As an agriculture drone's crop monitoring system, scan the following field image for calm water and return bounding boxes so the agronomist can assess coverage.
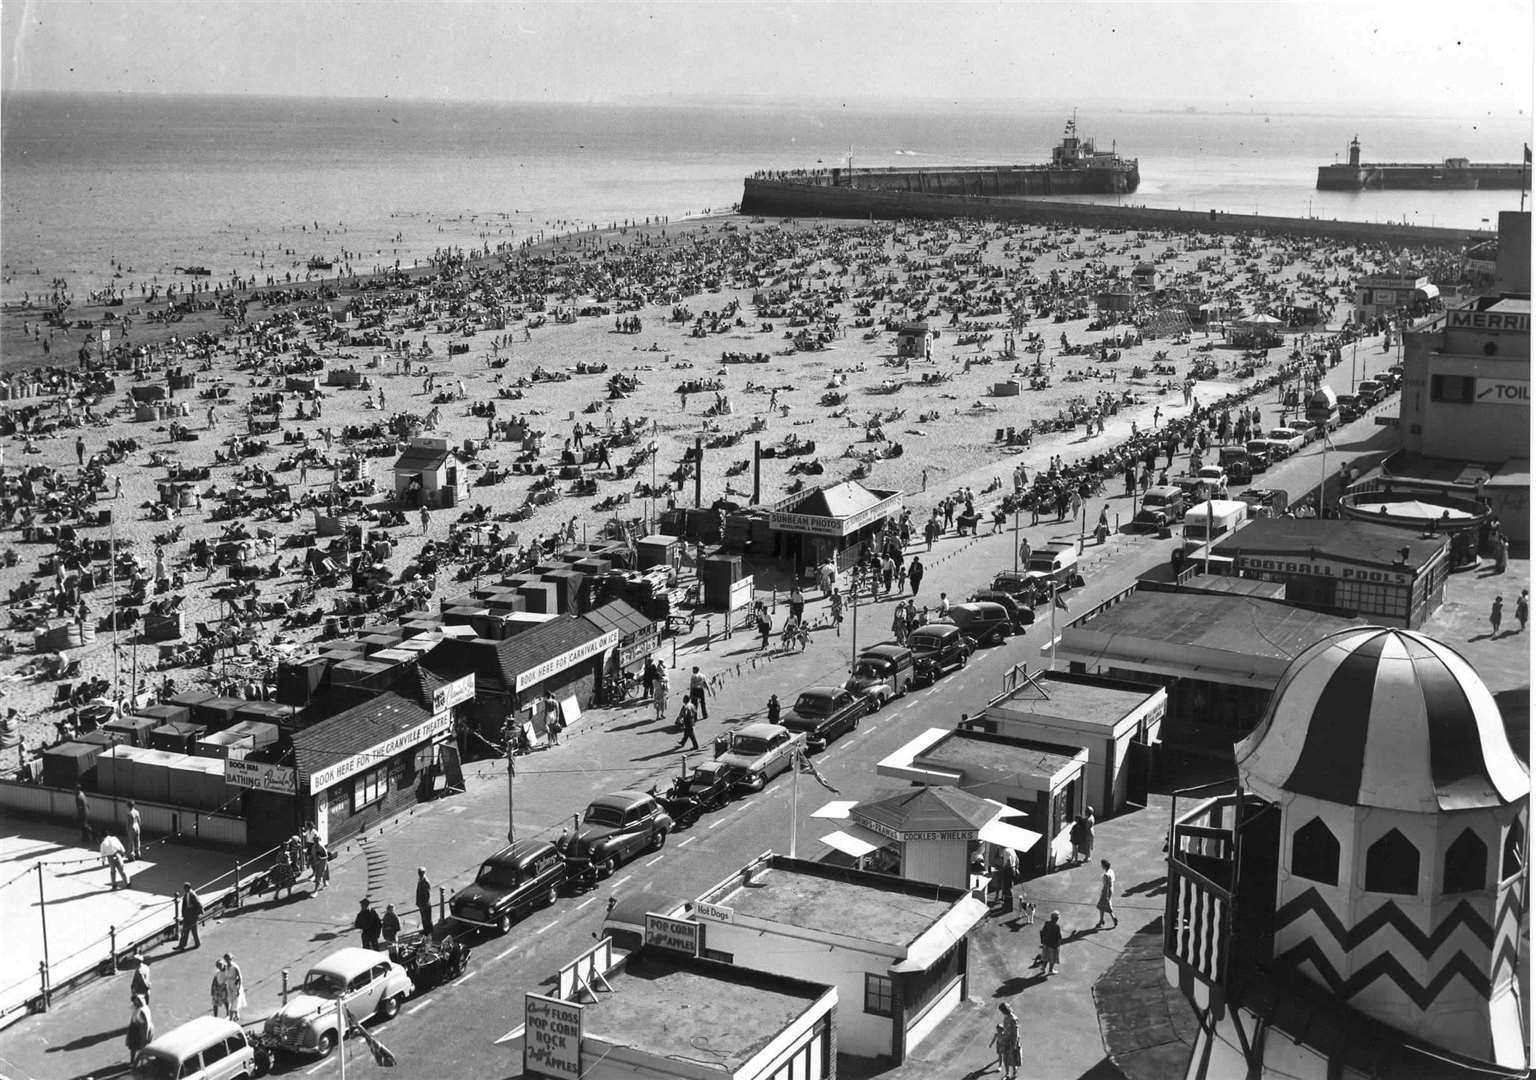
[1,93,1528,302]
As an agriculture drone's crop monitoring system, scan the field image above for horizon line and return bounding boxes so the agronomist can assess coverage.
[1,87,1524,124]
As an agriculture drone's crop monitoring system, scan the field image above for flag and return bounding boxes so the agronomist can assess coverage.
[795,749,839,795]
[1053,589,1069,612]
[1526,143,1532,164]
[344,1005,398,1067]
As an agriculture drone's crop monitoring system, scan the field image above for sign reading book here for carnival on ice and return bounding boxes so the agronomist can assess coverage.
[524,993,582,1080]
[305,709,453,794]
[514,630,621,692]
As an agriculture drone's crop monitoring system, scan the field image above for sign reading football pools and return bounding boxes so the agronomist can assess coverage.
[524,993,582,1080]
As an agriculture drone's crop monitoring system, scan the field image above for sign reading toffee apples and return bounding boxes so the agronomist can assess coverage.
[524,993,583,1080]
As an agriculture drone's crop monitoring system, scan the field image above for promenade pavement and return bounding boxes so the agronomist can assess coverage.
[4,338,1523,1080]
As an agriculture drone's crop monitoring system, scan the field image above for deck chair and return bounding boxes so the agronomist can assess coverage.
[52,682,73,704]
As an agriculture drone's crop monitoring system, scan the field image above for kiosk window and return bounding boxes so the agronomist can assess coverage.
[1364,829,1419,895]
[1442,829,1487,894]
[353,765,386,812]
[327,781,351,820]
[1291,817,1340,886]
[1430,374,1476,404]
[864,973,894,1017]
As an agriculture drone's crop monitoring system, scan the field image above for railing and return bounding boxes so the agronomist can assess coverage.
[1163,791,1239,1000]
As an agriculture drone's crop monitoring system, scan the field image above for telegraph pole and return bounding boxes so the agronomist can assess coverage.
[502,721,516,843]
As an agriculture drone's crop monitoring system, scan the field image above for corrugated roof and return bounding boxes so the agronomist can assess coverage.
[583,599,654,639]
[292,692,431,782]
[1065,592,1361,662]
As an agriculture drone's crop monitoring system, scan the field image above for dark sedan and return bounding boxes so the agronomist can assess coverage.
[779,687,870,752]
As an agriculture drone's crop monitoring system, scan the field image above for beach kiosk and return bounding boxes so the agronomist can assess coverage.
[392,437,457,509]
[895,321,933,360]
[767,480,903,573]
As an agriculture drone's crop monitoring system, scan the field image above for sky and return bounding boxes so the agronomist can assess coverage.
[1,0,1531,117]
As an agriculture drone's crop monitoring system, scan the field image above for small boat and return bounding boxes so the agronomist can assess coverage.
[307,257,333,271]
[174,266,212,276]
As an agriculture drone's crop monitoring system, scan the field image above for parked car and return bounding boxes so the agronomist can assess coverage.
[970,589,1036,632]
[713,722,807,792]
[780,687,869,752]
[133,1016,258,1080]
[449,839,565,935]
[1264,427,1306,457]
[989,570,1040,607]
[844,643,915,707]
[262,948,413,1058]
[1134,485,1186,531]
[909,623,972,684]
[558,791,673,884]
[1335,393,1362,422]
[1278,422,1319,445]
[1243,439,1274,471]
[937,601,1012,647]
[1355,379,1384,406]
[1237,488,1291,519]
[1217,445,1254,484]
[654,760,734,828]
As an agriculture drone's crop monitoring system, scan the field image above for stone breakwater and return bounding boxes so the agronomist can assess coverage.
[740,178,1492,249]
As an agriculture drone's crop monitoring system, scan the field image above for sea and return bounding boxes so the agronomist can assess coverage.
[1,92,1529,305]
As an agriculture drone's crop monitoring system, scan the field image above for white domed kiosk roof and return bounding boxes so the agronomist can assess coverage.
[1236,627,1526,812]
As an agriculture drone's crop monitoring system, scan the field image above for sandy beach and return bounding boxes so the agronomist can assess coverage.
[0,213,1432,756]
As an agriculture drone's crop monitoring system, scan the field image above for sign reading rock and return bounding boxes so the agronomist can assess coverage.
[524,993,582,1080]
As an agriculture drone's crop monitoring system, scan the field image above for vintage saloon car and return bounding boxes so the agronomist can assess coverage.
[558,790,673,884]
[262,948,413,1057]
[779,687,870,752]
[713,722,807,791]
[448,839,566,935]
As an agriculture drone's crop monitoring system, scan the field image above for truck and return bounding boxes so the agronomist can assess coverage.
[1304,386,1340,431]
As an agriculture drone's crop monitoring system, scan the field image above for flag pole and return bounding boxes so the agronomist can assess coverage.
[337,999,347,1080]
[789,752,800,858]
[1049,580,1057,671]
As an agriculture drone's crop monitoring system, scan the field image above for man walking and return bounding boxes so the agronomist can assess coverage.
[1517,589,1529,633]
[1039,912,1063,976]
[177,882,203,950]
[688,666,711,720]
[416,868,434,935]
[676,698,700,751]
[101,832,130,890]
[908,556,924,597]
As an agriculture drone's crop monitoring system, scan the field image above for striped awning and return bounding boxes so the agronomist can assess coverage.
[1236,628,1526,812]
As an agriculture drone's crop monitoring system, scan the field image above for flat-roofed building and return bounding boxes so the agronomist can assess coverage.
[692,853,987,1064]
[499,937,836,1080]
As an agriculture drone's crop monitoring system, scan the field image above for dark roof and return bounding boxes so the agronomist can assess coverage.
[855,786,996,835]
[422,615,608,693]
[1212,517,1447,572]
[1067,592,1363,663]
[393,445,451,473]
[583,599,654,640]
[291,692,431,783]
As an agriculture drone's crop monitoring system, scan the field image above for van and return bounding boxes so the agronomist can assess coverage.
[133,1016,257,1080]
[1134,486,1186,531]
[845,643,914,707]
[449,838,567,935]
[1216,446,1253,484]
[908,623,973,684]
[1183,499,1249,551]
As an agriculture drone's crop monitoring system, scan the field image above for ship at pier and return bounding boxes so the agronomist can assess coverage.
[740,115,1139,219]
[1316,135,1530,191]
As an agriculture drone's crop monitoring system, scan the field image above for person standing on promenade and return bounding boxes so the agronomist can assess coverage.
[1517,589,1529,633]
[128,803,146,859]
[654,674,670,726]
[382,903,402,944]
[1096,859,1119,929]
[177,882,203,949]
[76,784,92,845]
[1039,911,1063,976]
[1081,807,1096,861]
[355,898,382,950]
[101,832,130,890]
[416,867,434,934]
[220,953,246,1022]
[766,694,780,725]
[688,666,711,720]
[1490,596,1503,637]
[310,835,330,890]
[210,958,229,1017]
[129,953,151,1004]
[908,557,924,597]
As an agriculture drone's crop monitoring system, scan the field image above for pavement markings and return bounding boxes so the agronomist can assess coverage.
[679,836,698,847]
[494,943,519,962]
[452,970,478,987]
[613,874,633,889]
[575,896,597,910]
[536,919,558,935]
[645,854,666,866]
[306,1061,329,1076]
[406,999,433,1015]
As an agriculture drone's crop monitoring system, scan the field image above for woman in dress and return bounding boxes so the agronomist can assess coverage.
[1096,858,1118,929]
[996,1003,1022,1080]
[210,958,229,1017]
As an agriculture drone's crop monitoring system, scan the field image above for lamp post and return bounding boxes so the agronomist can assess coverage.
[502,721,516,843]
